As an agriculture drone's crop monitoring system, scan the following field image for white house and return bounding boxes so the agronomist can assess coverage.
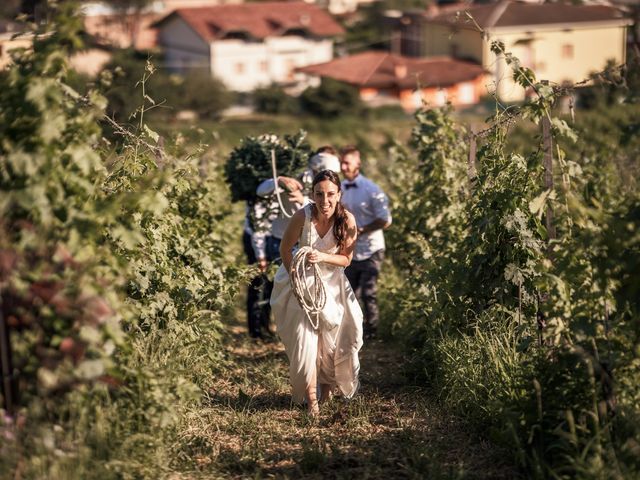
[309,0,378,16]
[153,1,345,91]
[419,1,632,101]
[386,1,632,102]
[81,0,243,50]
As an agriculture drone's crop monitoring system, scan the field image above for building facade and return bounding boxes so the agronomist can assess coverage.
[154,2,344,91]
[393,1,632,101]
[81,0,243,50]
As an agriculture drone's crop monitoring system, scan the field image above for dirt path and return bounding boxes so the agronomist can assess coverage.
[174,320,517,479]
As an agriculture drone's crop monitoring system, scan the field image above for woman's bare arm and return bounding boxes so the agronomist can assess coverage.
[279,208,306,272]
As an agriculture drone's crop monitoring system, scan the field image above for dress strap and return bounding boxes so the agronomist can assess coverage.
[301,204,313,247]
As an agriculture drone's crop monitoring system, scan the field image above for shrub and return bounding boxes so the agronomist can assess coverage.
[101,50,232,122]
[299,78,364,118]
[173,70,234,118]
[253,84,298,114]
[382,42,640,477]
[0,5,243,477]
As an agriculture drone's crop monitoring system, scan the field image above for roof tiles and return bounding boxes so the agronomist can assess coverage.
[155,2,344,41]
[297,51,486,89]
[427,1,629,29]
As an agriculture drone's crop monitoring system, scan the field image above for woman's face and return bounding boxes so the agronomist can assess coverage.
[313,179,341,218]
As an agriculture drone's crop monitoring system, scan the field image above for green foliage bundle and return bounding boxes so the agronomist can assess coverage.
[224,131,311,202]
[384,41,640,478]
[0,4,243,477]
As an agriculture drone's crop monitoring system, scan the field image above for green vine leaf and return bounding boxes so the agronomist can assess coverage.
[529,189,553,220]
[143,124,160,143]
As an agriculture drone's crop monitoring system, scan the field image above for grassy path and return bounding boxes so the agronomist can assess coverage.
[174,319,517,479]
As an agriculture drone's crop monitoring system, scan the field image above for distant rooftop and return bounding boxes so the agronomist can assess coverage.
[81,1,165,16]
[0,19,27,35]
[297,51,486,89]
[153,2,345,41]
[427,0,631,29]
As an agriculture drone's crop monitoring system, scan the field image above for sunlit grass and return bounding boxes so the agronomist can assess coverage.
[164,309,517,479]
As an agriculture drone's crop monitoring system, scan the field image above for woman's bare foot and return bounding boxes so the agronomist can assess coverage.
[308,401,320,417]
[319,384,333,404]
[306,386,319,417]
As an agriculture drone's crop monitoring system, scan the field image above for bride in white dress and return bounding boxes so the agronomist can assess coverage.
[270,170,363,416]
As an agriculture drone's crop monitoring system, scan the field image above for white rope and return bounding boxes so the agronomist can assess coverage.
[290,246,326,330]
[271,148,296,219]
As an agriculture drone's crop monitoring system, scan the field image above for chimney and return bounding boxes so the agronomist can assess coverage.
[426,3,439,18]
[394,63,407,79]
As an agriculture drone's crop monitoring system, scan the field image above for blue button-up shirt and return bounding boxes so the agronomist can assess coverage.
[341,174,391,261]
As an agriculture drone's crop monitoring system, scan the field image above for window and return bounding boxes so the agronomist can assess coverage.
[235,62,245,74]
[458,82,475,104]
[223,31,250,41]
[562,44,574,59]
[285,59,296,81]
[260,60,268,73]
[412,89,423,109]
[434,88,447,106]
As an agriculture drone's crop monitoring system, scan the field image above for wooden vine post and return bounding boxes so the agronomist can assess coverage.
[0,296,17,415]
[467,131,477,189]
[541,80,557,245]
[538,80,557,346]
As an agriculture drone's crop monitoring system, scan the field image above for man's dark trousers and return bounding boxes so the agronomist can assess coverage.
[345,250,384,337]
[243,231,272,339]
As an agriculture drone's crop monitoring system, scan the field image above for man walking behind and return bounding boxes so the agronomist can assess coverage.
[339,146,392,339]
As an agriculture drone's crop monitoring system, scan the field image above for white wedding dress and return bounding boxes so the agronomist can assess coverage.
[270,204,363,403]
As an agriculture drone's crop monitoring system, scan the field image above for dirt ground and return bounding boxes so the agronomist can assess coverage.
[170,317,518,479]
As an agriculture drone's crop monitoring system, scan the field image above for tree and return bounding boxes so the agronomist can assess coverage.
[339,0,430,54]
[102,0,153,48]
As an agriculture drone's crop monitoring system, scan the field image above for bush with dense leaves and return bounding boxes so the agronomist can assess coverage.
[299,78,364,118]
[0,5,243,477]
[253,84,299,114]
[383,41,640,478]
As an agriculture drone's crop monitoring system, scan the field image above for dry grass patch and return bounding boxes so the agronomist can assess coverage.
[170,319,518,479]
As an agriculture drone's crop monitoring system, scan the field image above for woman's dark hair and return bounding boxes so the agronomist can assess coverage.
[312,169,350,250]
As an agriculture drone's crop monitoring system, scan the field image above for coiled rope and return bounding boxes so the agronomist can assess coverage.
[290,246,326,330]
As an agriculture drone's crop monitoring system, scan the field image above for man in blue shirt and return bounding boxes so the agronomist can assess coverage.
[340,146,392,339]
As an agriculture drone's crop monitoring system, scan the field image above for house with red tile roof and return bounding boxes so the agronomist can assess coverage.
[153,2,344,91]
[388,0,632,101]
[296,50,487,111]
[81,0,243,51]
